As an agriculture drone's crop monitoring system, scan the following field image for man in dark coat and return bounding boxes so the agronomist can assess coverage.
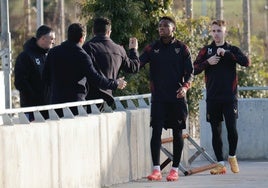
[42,23,126,116]
[83,17,139,111]
[14,25,55,121]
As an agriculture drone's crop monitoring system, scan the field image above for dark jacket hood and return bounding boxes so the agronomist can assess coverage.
[23,37,49,55]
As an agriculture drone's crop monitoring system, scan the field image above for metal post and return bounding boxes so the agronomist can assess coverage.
[36,0,44,28]
[1,0,12,109]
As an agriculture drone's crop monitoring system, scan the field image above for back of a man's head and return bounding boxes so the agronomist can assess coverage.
[93,17,111,35]
[36,25,53,40]
[68,23,86,43]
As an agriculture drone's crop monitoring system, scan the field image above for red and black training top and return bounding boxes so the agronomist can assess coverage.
[194,41,250,102]
[140,38,194,102]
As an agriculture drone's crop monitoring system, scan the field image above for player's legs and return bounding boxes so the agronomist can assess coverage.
[172,127,183,167]
[223,101,239,173]
[223,101,238,156]
[210,122,224,161]
[166,101,186,181]
[147,102,164,180]
[207,101,227,174]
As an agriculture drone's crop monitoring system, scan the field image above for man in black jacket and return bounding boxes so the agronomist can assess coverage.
[14,25,55,121]
[83,17,139,111]
[42,23,126,116]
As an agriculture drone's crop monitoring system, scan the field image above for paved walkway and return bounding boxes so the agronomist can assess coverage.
[109,161,268,188]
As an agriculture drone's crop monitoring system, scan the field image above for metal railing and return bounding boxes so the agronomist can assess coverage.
[1,86,267,126]
[0,93,151,125]
[238,86,268,91]
[201,86,268,99]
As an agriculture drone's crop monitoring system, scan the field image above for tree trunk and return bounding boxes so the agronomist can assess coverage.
[216,0,223,20]
[185,0,193,19]
[25,0,31,37]
[265,0,268,60]
[242,0,250,54]
[59,0,65,42]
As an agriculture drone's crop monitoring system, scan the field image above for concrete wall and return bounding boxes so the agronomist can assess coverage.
[0,106,175,188]
[0,71,5,111]
[200,98,268,160]
[1,97,267,187]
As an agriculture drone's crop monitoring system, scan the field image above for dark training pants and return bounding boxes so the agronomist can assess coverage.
[150,101,187,168]
[207,101,238,162]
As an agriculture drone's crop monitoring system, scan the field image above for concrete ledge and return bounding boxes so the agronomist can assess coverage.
[0,72,5,111]
[0,107,154,188]
[1,96,266,187]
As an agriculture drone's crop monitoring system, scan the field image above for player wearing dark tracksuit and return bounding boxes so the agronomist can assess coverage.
[194,20,250,174]
[140,16,194,181]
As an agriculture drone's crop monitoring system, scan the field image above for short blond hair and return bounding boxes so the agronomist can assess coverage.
[211,20,226,27]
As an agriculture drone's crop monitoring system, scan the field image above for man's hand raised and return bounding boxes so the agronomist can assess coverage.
[116,77,127,89]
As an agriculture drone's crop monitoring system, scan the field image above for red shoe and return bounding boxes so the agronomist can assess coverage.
[147,170,162,181]
[166,169,179,181]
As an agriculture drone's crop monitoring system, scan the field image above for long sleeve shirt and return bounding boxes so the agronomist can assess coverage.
[139,38,194,102]
[194,41,250,102]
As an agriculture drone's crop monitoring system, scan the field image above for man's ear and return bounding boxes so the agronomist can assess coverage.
[107,29,111,37]
[79,35,86,44]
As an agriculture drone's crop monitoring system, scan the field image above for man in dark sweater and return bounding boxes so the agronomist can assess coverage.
[139,16,194,182]
[194,20,250,175]
[14,25,55,121]
[43,23,126,116]
[83,17,139,111]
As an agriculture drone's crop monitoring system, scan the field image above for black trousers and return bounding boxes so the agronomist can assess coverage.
[207,101,238,161]
[150,101,187,168]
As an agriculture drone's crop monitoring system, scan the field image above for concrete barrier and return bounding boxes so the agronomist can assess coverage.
[200,98,268,160]
[0,71,5,111]
[1,92,267,187]
[0,103,157,188]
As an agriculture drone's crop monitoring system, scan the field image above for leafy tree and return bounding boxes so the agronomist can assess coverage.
[79,0,209,131]
[80,1,267,136]
[80,0,174,97]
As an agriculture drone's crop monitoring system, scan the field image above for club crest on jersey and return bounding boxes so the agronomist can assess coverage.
[35,58,41,65]
[154,49,160,54]
[175,48,180,54]
[208,48,213,55]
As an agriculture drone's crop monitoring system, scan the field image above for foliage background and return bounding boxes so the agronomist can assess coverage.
[79,0,267,135]
[2,0,267,135]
